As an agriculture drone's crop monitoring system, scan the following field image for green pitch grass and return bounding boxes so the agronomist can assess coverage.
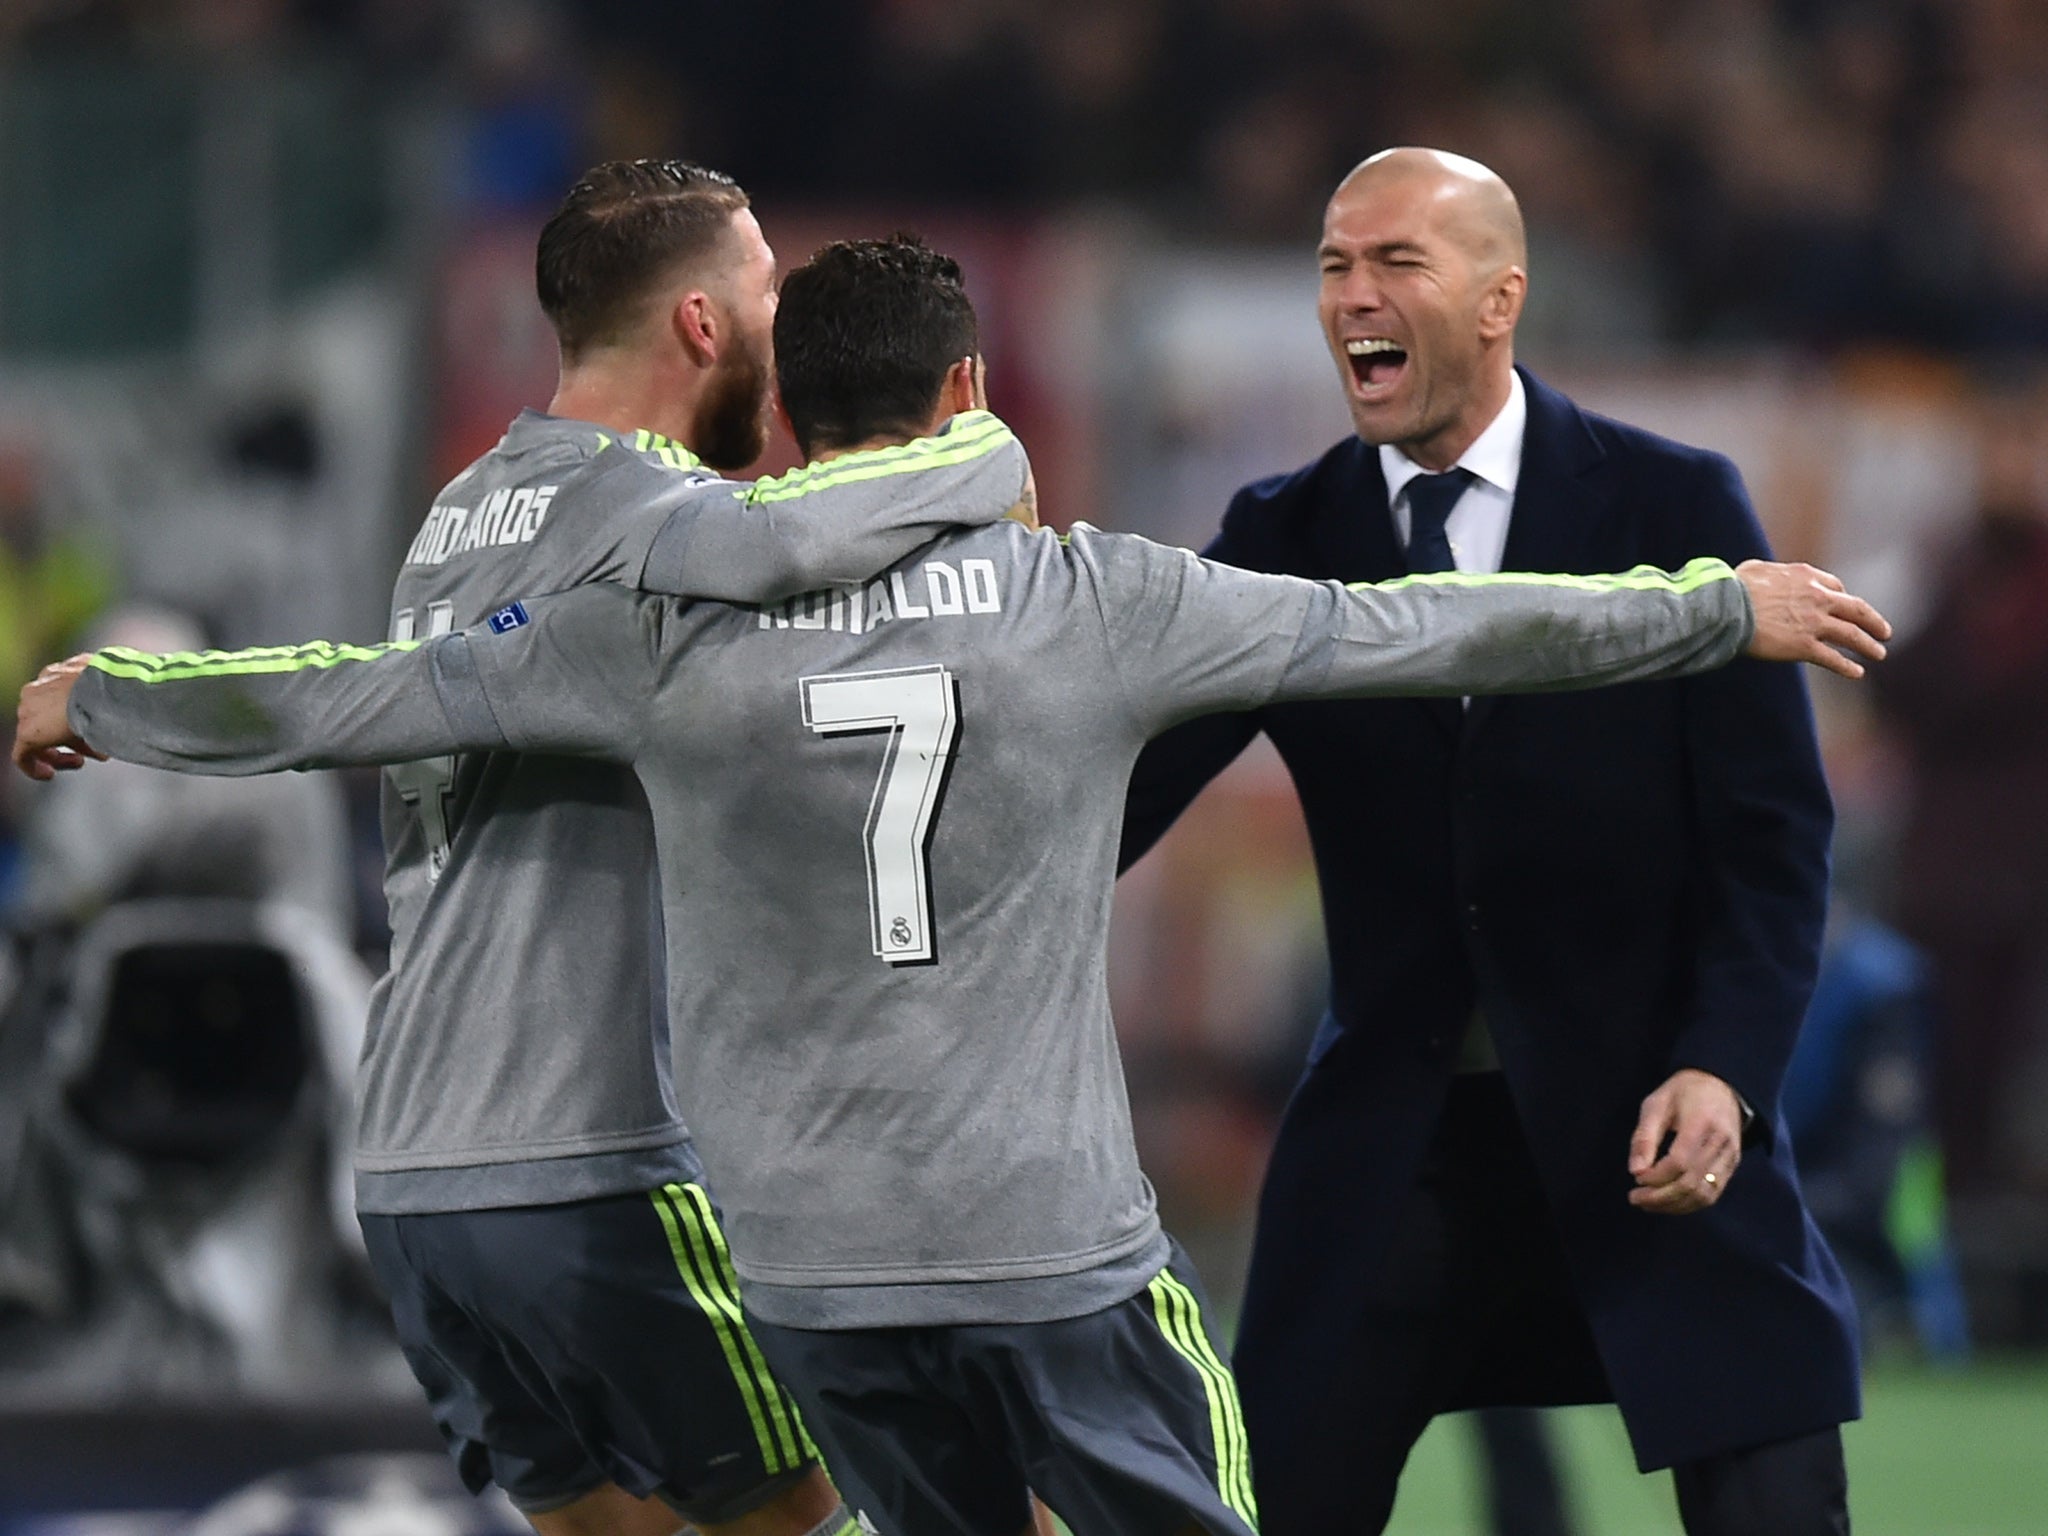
[1385,1357,2048,1535]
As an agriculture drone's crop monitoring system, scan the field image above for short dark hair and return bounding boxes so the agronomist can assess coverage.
[536,159,750,362]
[774,234,980,455]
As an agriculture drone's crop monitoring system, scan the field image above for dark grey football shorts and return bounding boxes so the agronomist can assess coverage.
[746,1240,1259,1536]
[359,1179,817,1522]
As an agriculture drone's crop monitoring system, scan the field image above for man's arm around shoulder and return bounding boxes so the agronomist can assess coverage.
[634,411,1030,604]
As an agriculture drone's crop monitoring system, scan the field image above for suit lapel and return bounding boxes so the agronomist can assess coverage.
[1465,369,1615,741]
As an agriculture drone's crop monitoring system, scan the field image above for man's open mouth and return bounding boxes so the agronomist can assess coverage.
[1345,337,1408,394]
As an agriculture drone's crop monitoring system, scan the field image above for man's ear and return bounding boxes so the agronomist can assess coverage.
[942,356,980,417]
[1479,267,1527,342]
[670,290,719,366]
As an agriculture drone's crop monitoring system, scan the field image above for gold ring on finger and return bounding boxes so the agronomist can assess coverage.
[1703,1171,1718,1186]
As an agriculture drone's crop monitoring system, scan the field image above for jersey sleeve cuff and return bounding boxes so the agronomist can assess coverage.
[430,633,511,748]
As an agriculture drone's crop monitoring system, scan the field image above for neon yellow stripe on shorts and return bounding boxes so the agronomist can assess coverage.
[671,1182,817,1463]
[1147,1269,1259,1525]
[650,1183,814,1470]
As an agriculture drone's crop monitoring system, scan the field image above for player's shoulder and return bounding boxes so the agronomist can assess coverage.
[924,516,1080,579]
[1040,520,1210,602]
[480,410,734,501]
[441,409,605,492]
[563,425,739,513]
[593,427,738,494]
[923,517,1145,599]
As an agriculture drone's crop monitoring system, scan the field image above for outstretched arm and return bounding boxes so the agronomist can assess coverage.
[16,588,660,780]
[1290,556,1885,701]
[1080,527,1888,744]
[632,411,1032,602]
[20,639,502,778]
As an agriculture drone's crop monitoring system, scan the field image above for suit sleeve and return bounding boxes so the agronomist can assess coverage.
[1665,454,1834,1146]
[1117,499,1267,873]
[626,412,1030,603]
[67,588,658,774]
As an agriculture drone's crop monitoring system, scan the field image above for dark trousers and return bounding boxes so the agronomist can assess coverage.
[1244,1074,1849,1536]
[1473,1406,1575,1536]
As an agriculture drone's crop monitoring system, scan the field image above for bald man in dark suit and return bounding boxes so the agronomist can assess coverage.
[1122,149,1862,1536]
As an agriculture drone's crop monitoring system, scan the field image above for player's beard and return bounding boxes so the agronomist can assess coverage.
[691,327,773,472]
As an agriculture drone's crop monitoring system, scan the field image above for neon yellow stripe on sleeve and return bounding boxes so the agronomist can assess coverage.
[747,412,1016,505]
[87,638,422,684]
[1354,556,1735,597]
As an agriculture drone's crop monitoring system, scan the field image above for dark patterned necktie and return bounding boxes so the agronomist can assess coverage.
[1404,468,1474,575]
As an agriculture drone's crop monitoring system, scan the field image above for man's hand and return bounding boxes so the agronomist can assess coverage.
[1006,462,1040,530]
[1628,1068,1743,1215]
[1738,560,1891,679]
[13,655,107,781]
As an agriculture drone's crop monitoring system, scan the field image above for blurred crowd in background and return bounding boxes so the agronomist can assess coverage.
[11,0,2048,349]
[1,0,2047,1475]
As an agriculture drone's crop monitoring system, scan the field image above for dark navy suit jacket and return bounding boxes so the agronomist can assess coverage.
[1121,368,1861,1471]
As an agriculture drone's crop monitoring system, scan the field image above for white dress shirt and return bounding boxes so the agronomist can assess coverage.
[1379,368,1526,578]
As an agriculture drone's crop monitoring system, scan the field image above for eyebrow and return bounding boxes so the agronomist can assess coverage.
[1319,239,1430,262]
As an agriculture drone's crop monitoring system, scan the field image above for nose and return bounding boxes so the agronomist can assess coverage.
[1328,265,1383,316]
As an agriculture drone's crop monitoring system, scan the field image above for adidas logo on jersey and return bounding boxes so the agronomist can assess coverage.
[757,558,1003,634]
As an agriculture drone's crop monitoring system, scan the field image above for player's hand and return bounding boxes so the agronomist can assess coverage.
[1627,1068,1742,1215]
[13,655,107,781]
[1737,560,1891,679]
[1006,461,1040,530]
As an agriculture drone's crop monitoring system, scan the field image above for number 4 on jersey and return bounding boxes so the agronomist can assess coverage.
[800,665,960,965]
[390,601,457,878]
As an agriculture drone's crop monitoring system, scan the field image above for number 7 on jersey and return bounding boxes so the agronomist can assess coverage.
[800,665,960,965]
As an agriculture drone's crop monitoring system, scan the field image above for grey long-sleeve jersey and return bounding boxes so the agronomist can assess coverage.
[69,521,1751,1320]
[119,407,1027,1214]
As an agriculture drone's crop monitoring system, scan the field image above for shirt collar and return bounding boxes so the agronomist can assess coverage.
[1377,369,1527,503]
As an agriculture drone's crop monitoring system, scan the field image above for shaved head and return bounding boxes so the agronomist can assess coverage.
[1335,148,1527,275]
[1317,146,1529,466]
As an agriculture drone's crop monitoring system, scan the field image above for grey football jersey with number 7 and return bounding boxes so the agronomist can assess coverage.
[68,520,1750,1321]
[223,406,1024,1214]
